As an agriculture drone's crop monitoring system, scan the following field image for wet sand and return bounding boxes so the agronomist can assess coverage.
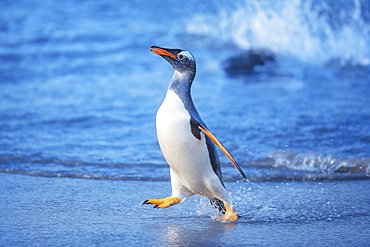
[1,173,369,246]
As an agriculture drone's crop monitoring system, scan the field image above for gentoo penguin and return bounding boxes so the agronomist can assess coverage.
[143,46,246,222]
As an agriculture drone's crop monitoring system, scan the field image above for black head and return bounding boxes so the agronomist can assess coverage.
[150,46,196,74]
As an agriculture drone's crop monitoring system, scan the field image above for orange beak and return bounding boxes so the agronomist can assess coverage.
[150,47,177,60]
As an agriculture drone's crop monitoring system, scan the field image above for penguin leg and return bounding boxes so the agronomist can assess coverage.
[169,167,194,198]
[210,197,238,222]
[143,169,193,209]
[210,198,226,214]
[207,182,238,222]
[143,196,180,208]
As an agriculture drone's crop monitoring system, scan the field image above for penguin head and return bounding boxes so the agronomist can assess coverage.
[150,46,196,74]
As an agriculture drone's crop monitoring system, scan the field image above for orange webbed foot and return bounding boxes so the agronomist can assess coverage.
[221,204,238,222]
[143,196,181,208]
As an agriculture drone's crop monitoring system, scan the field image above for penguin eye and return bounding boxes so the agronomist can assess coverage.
[178,54,184,60]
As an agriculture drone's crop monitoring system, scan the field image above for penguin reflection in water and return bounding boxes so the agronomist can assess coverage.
[143,46,246,222]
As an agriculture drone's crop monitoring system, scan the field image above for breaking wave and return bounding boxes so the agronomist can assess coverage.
[1,151,369,182]
[185,0,370,67]
[269,150,370,174]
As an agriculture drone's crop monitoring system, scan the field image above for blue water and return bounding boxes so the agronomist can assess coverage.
[1,174,369,246]
[1,0,370,245]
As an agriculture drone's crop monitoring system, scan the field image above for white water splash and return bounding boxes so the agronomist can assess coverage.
[185,0,370,66]
[269,150,370,174]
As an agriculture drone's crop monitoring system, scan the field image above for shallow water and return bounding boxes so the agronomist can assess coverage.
[1,0,370,245]
[1,0,369,180]
[1,174,369,246]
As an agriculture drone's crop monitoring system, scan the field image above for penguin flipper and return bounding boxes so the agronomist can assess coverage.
[143,196,180,208]
[198,124,247,179]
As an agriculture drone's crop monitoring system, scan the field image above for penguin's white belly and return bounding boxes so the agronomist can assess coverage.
[156,91,222,198]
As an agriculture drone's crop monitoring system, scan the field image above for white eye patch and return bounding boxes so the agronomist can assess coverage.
[178,51,195,61]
